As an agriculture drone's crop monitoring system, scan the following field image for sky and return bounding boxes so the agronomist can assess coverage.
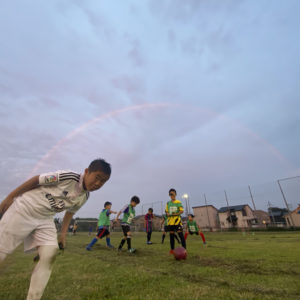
[1,0,300,217]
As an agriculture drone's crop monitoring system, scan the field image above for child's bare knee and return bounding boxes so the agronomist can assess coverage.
[38,246,57,265]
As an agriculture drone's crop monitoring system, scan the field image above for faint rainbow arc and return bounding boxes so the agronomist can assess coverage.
[30,102,290,176]
[30,103,172,176]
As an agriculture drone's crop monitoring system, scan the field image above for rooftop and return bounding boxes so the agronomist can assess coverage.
[218,204,250,213]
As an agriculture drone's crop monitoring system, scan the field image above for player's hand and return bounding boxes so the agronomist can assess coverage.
[58,235,66,250]
[58,242,64,251]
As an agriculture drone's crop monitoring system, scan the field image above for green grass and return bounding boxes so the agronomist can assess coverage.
[1,232,300,300]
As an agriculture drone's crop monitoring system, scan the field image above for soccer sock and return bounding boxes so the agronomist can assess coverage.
[162,233,166,243]
[88,238,98,248]
[178,232,186,249]
[199,232,206,243]
[149,231,152,241]
[126,237,132,249]
[184,232,188,240]
[147,232,150,242]
[170,233,175,250]
[27,245,57,300]
[106,237,111,246]
[118,239,126,249]
[174,234,180,243]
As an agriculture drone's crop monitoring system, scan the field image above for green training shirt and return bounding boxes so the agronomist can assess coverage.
[98,209,111,227]
[187,220,198,232]
[121,204,135,225]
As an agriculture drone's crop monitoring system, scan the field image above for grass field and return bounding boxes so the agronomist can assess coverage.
[0,231,300,300]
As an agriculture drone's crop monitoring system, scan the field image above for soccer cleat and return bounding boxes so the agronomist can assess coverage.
[147,241,153,245]
[86,246,92,251]
[107,244,115,249]
[128,248,136,253]
[169,250,175,255]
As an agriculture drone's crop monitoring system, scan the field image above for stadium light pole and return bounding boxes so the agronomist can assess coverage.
[277,179,295,227]
[182,194,189,217]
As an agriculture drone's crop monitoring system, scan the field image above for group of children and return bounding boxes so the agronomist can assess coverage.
[0,158,206,300]
[86,188,206,254]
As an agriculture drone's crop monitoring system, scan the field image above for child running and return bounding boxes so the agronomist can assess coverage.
[115,196,140,253]
[165,188,186,254]
[0,158,111,300]
[184,214,206,244]
[144,208,154,244]
[86,201,117,250]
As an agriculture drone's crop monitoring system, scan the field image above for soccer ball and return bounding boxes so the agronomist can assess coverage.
[173,247,187,260]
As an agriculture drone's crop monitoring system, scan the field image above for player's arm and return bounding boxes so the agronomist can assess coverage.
[0,175,39,217]
[114,205,128,222]
[58,211,74,248]
[165,204,170,217]
[114,209,123,223]
[115,211,122,221]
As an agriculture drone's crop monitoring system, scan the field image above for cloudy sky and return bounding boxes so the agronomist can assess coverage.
[1,0,300,217]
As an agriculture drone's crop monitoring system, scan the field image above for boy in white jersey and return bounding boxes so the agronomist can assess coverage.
[0,158,111,300]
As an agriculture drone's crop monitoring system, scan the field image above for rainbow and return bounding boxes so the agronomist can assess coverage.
[30,102,290,176]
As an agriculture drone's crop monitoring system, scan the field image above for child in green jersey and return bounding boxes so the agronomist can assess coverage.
[115,196,140,253]
[184,214,206,244]
[86,201,117,250]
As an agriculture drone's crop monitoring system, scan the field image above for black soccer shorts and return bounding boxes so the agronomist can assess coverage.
[121,224,131,236]
[188,230,199,235]
[168,225,183,232]
[97,227,110,239]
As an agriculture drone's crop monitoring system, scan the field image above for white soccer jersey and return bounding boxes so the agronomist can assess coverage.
[14,171,90,218]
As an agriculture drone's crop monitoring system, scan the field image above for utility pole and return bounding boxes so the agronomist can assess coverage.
[224,190,233,226]
[277,180,295,227]
[204,194,211,230]
[248,185,257,211]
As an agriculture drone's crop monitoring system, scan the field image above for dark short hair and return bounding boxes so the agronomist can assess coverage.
[88,159,111,175]
[148,208,153,212]
[169,188,177,195]
[188,214,194,218]
[104,201,112,207]
[131,196,140,204]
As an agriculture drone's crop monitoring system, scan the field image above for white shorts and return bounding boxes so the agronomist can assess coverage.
[0,202,58,254]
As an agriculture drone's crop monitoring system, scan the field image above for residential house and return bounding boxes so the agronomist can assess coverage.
[192,205,219,231]
[284,205,300,227]
[253,210,271,227]
[268,207,288,225]
[218,204,256,229]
